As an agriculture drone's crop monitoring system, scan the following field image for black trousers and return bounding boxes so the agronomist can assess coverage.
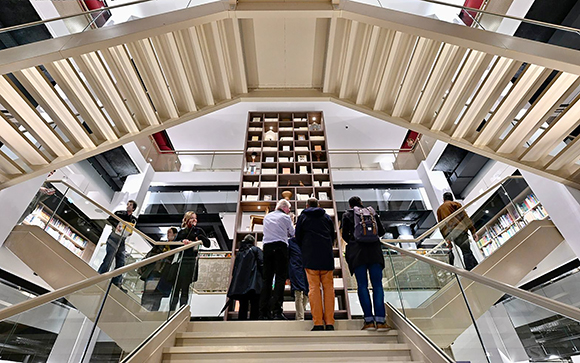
[238,291,260,320]
[451,230,478,271]
[259,242,288,317]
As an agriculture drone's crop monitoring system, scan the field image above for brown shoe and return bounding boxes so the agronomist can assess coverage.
[376,322,392,332]
[362,321,376,331]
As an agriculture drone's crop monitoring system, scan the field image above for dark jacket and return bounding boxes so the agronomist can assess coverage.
[173,226,211,284]
[295,207,335,271]
[288,237,308,292]
[108,211,137,237]
[341,209,385,274]
[138,244,170,281]
[227,240,263,298]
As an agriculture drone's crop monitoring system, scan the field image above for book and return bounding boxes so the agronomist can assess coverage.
[298,155,307,162]
[314,145,322,152]
[321,181,330,187]
[251,136,259,141]
[260,181,277,187]
[297,134,306,141]
[283,146,291,151]
[264,195,272,201]
[318,192,328,200]
[279,157,289,162]
[265,157,275,163]
[295,146,309,151]
[280,137,293,141]
[299,166,308,174]
[283,168,291,174]
[262,168,276,174]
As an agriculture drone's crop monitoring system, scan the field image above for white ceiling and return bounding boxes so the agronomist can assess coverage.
[165,101,409,152]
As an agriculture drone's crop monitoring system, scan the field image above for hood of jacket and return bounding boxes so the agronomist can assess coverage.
[302,207,326,217]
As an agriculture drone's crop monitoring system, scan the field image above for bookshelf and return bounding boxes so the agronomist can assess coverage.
[23,204,95,262]
[227,111,350,320]
[476,187,548,257]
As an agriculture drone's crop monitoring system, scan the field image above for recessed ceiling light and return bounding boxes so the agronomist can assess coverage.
[86,228,90,232]
[485,210,489,213]
[140,145,146,150]
[312,117,316,120]
[148,158,153,162]
[257,206,261,209]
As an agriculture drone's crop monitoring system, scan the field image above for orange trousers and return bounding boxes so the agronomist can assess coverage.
[305,269,335,326]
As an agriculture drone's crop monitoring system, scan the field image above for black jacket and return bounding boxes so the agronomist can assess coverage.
[227,240,263,298]
[108,211,137,236]
[341,209,385,274]
[295,207,335,271]
[172,226,211,284]
[288,237,308,292]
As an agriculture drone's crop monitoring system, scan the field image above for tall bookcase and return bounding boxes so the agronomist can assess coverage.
[226,111,351,320]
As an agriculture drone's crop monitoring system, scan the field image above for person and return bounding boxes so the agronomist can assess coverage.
[227,234,263,320]
[341,196,391,331]
[171,211,211,311]
[436,192,479,271]
[138,227,177,311]
[98,200,138,288]
[295,198,335,331]
[259,199,295,320]
[288,236,309,321]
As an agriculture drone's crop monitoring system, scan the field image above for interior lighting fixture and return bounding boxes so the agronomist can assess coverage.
[312,117,316,120]
[485,210,489,213]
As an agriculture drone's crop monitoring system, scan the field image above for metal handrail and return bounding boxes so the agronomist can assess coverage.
[46,179,182,246]
[382,175,524,244]
[381,241,580,322]
[0,241,200,321]
[346,0,580,36]
[0,0,156,34]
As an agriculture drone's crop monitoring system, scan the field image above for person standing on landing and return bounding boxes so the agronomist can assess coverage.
[98,200,138,289]
[288,236,309,321]
[341,196,391,331]
[259,199,295,320]
[295,198,336,331]
[436,192,479,271]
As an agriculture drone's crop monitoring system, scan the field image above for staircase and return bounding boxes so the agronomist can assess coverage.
[162,320,418,362]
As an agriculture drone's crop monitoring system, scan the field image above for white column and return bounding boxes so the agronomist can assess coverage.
[110,164,155,214]
[522,170,580,260]
[47,310,98,363]
[417,160,450,210]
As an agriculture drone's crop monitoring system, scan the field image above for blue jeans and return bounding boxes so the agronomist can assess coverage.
[98,233,126,286]
[354,264,385,323]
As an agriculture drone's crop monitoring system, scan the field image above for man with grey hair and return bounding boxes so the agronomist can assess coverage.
[259,199,295,320]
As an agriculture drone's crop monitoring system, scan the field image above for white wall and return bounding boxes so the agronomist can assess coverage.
[331,169,421,185]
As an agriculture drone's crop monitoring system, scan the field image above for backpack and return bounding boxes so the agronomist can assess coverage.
[353,206,379,243]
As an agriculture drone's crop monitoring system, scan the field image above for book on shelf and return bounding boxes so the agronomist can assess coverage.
[283,168,291,174]
[297,155,307,162]
[279,157,289,162]
[295,127,308,131]
[280,136,293,141]
[297,193,309,201]
[313,181,320,187]
[293,118,307,121]
[310,136,324,141]
[243,181,253,188]
[314,145,322,152]
[260,181,277,187]
[299,166,308,174]
[279,127,293,131]
[263,147,277,151]
[264,118,278,122]
[245,195,259,201]
[295,146,309,151]
[264,195,272,201]
[313,168,322,174]
[251,136,259,141]
[247,147,261,152]
[282,146,291,152]
[248,127,262,131]
[318,192,328,200]
[252,117,261,122]
[265,157,275,163]
[262,168,276,174]
[321,181,330,187]
[324,208,335,217]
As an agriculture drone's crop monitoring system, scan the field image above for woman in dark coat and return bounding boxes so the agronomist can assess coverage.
[227,234,263,320]
[170,211,211,311]
[341,196,390,331]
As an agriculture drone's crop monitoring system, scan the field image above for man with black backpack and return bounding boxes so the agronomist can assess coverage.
[341,196,391,331]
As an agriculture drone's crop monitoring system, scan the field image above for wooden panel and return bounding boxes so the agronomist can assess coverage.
[0,112,48,166]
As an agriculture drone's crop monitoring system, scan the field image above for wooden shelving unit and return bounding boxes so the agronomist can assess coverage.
[23,203,96,262]
[476,186,548,257]
[226,111,351,320]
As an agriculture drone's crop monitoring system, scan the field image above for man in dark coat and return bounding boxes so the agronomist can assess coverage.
[288,237,309,321]
[295,198,336,331]
[227,234,263,320]
[341,196,390,331]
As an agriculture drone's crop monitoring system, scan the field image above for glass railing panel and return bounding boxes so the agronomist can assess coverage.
[384,251,490,362]
[453,273,580,362]
[344,0,580,51]
[0,279,111,362]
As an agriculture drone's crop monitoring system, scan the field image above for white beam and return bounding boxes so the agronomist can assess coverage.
[74,52,140,135]
[13,67,95,150]
[0,112,48,166]
[355,25,380,105]
[338,20,359,99]
[497,73,580,155]
[44,59,118,142]
[101,45,159,128]
[0,76,72,158]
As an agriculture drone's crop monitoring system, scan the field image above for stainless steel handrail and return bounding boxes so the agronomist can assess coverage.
[382,175,523,244]
[0,0,156,34]
[0,241,200,321]
[345,0,580,35]
[46,179,181,246]
[381,241,580,323]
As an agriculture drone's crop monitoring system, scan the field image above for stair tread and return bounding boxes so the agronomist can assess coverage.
[166,360,419,363]
[164,343,410,354]
[177,330,398,338]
